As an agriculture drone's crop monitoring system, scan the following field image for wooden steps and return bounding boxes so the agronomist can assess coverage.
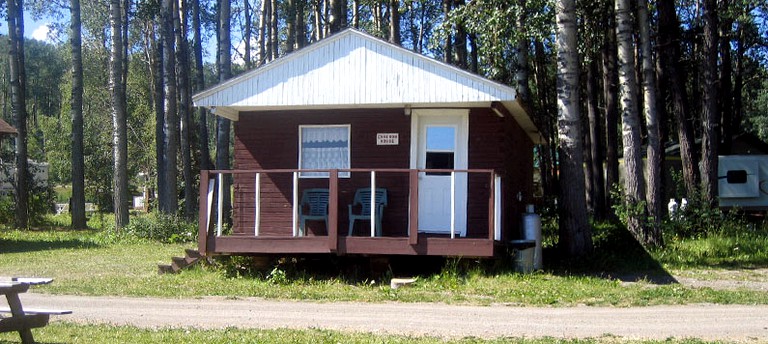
[158,249,210,274]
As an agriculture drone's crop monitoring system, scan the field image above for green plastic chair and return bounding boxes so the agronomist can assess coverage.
[348,188,388,236]
[299,188,329,236]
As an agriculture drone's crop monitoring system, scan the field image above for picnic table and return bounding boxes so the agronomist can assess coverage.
[0,278,71,344]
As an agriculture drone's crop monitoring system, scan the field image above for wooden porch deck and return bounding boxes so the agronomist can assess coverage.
[208,235,503,257]
[198,168,505,258]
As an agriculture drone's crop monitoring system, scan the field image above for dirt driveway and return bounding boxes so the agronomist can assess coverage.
[16,293,768,342]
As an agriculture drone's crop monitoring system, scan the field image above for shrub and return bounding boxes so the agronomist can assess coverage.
[123,212,197,243]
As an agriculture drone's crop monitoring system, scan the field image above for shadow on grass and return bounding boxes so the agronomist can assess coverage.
[0,237,101,254]
[209,223,680,286]
[544,223,678,285]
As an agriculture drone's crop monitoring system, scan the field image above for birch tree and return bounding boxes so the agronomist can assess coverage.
[556,0,591,256]
[616,0,647,240]
[110,0,129,228]
[638,0,663,246]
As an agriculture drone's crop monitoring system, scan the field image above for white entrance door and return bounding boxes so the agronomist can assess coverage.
[412,110,468,236]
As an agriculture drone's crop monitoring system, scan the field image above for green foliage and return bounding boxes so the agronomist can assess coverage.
[609,184,649,230]
[663,173,748,239]
[447,0,554,83]
[0,163,56,227]
[654,225,768,269]
[122,212,197,243]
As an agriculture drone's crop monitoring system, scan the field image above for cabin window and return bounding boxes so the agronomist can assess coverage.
[299,125,351,178]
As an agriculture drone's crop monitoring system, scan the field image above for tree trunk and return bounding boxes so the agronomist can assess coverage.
[733,20,745,137]
[556,0,591,257]
[468,33,478,73]
[153,24,167,213]
[258,0,268,65]
[514,0,529,104]
[638,0,663,246]
[270,0,278,59]
[452,0,467,69]
[602,10,620,210]
[177,0,195,219]
[352,0,359,28]
[161,0,179,214]
[217,0,232,223]
[330,0,345,34]
[110,0,129,228]
[657,0,698,197]
[700,0,719,204]
[244,0,253,67]
[7,0,29,228]
[286,0,296,53]
[719,2,733,154]
[442,0,452,64]
[193,0,211,170]
[616,0,647,239]
[389,0,400,44]
[314,0,323,41]
[295,0,307,49]
[70,0,87,229]
[586,57,606,221]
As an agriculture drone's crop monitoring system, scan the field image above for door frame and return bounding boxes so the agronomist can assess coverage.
[409,109,469,236]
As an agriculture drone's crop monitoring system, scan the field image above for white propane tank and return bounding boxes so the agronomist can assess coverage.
[522,204,543,270]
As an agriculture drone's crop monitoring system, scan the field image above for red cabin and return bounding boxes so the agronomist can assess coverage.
[192,29,541,258]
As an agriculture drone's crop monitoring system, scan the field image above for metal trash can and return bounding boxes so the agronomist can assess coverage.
[509,239,536,273]
[522,204,543,270]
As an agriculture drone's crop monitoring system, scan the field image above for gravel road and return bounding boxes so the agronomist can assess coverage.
[14,293,768,342]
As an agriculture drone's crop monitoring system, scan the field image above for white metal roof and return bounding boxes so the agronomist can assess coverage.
[193,29,540,142]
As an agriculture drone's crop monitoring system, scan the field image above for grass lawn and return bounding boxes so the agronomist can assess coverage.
[0,322,730,344]
[0,222,766,306]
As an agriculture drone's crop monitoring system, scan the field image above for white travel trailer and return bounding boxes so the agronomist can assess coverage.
[718,155,768,210]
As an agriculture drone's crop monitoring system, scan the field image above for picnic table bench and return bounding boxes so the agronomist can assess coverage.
[0,278,71,344]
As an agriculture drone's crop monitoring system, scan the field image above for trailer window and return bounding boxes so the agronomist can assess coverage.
[726,170,748,184]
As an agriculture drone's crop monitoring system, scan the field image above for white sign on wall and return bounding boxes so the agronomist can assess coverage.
[376,133,399,145]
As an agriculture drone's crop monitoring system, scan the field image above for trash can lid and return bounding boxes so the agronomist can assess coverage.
[508,240,536,249]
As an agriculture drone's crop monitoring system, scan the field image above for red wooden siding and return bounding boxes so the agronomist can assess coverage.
[467,107,533,240]
[233,109,411,236]
[230,107,533,240]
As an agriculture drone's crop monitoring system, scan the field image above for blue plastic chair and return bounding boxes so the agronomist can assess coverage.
[299,188,329,236]
[348,188,387,236]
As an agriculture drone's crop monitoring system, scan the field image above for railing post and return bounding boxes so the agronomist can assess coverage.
[409,170,419,245]
[494,174,502,241]
[488,172,496,241]
[292,171,299,237]
[217,173,224,237]
[198,170,210,255]
[254,173,261,236]
[328,170,339,252]
[370,171,376,237]
[450,171,456,239]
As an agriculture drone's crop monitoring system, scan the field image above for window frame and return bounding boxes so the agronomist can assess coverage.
[298,124,351,178]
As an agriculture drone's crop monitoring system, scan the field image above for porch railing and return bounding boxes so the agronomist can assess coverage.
[199,168,502,252]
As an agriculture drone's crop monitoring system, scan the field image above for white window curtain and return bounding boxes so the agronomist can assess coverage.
[300,126,350,177]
